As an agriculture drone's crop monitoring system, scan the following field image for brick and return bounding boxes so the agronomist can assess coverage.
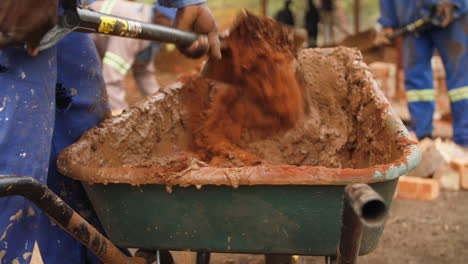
[450,160,468,190]
[396,176,440,201]
[410,141,448,178]
[433,165,460,191]
[418,137,433,152]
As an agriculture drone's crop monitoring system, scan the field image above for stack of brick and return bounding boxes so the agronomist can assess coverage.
[396,138,467,201]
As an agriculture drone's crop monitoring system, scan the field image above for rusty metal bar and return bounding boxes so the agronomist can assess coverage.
[336,184,387,264]
[0,175,139,264]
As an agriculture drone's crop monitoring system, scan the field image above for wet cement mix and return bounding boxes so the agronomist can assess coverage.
[58,12,409,186]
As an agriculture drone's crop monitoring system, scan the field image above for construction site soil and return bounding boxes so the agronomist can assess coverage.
[58,14,406,186]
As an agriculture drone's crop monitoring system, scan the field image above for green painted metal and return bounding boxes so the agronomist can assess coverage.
[84,179,397,256]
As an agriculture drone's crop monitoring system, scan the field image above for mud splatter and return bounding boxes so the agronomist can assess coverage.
[0,223,13,241]
[463,14,468,35]
[447,40,464,58]
[28,207,35,217]
[404,36,417,69]
[22,252,32,261]
[9,209,23,221]
[0,97,8,112]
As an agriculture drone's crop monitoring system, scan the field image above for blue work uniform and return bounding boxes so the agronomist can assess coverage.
[379,0,468,147]
[0,0,200,263]
[0,30,108,264]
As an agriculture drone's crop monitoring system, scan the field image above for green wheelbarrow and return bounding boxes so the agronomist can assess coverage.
[0,47,420,264]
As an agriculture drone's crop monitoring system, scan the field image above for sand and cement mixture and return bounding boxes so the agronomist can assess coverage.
[58,13,409,186]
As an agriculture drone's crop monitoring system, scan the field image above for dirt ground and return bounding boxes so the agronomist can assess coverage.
[170,190,468,264]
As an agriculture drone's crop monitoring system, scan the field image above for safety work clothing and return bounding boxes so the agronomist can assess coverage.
[379,0,468,147]
[91,0,176,111]
[0,30,109,263]
[0,1,196,263]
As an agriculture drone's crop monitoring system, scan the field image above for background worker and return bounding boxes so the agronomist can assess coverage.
[90,0,177,113]
[0,0,220,263]
[305,0,320,47]
[275,0,295,27]
[374,0,467,149]
[320,0,335,44]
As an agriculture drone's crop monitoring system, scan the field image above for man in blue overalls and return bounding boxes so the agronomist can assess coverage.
[0,0,220,263]
[375,0,468,149]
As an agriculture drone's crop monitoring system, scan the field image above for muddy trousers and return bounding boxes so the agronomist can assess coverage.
[0,32,110,264]
[403,15,468,147]
[105,61,160,111]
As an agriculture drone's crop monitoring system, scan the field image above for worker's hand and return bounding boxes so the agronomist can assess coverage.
[373,27,394,46]
[0,0,58,56]
[437,1,455,27]
[174,3,221,60]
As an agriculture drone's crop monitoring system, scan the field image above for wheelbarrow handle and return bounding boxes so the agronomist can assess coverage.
[0,175,140,264]
[336,184,388,264]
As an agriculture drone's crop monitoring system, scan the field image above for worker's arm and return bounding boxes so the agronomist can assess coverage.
[377,0,398,28]
[373,0,397,46]
[159,0,221,60]
[0,0,58,55]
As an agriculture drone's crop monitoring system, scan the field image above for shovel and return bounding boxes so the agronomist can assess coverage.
[37,3,198,52]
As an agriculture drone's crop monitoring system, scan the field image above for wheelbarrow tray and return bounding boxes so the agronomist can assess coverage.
[83,179,397,256]
[58,47,420,256]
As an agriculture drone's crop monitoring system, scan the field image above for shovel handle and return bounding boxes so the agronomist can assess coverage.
[77,8,199,47]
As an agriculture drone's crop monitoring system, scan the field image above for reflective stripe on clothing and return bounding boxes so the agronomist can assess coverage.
[100,0,118,14]
[406,89,435,102]
[103,51,131,75]
[449,86,468,102]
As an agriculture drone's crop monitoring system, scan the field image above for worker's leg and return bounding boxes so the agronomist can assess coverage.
[0,47,57,263]
[133,61,160,97]
[432,15,468,147]
[322,12,332,44]
[37,32,111,264]
[403,34,435,140]
[100,37,142,112]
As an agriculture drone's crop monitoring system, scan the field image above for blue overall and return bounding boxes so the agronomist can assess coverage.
[0,31,110,263]
[379,0,468,146]
[0,30,109,263]
[0,0,198,263]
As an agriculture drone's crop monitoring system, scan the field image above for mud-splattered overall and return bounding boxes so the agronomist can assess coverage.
[0,0,202,263]
[379,0,468,146]
[0,27,109,264]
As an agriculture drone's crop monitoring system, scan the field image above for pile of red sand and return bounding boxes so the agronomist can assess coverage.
[181,12,304,166]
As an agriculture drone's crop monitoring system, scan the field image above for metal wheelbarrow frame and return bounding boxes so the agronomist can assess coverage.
[0,175,389,264]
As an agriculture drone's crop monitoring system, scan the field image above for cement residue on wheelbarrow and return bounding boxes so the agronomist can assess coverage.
[58,13,419,188]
